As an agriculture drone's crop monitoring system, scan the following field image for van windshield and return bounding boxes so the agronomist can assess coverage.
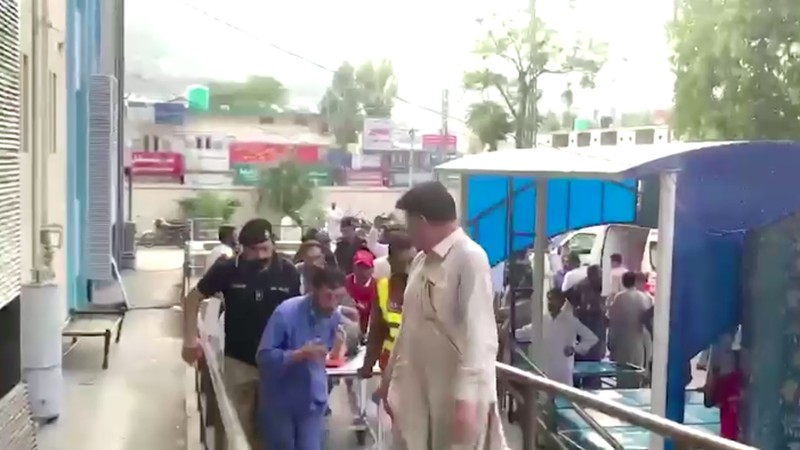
[649,241,658,270]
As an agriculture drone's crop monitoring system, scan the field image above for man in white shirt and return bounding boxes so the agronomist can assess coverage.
[377,181,507,450]
[518,288,598,386]
[326,202,344,241]
[205,225,237,273]
[366,216,390,259]
[604,253,628,300]
[561,251,587,292]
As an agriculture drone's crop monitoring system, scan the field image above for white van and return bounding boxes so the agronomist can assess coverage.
[640,229,658,296]
[545,224,653,294]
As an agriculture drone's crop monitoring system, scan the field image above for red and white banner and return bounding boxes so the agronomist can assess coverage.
[362,118,394,151]
[131,151,183,177]
[229,142,320,164]
[421,134,457,152]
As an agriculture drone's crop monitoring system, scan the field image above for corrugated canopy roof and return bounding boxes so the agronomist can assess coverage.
[435,141,742,179]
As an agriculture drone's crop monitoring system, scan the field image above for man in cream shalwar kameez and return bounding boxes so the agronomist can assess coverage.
[381,181,508,450]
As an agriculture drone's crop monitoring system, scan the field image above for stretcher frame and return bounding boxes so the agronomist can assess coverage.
[326,348,385,448]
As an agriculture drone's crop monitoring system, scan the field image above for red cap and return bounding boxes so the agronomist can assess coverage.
[353,250,374,268]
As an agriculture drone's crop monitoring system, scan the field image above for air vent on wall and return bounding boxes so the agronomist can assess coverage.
[85,75,118,281]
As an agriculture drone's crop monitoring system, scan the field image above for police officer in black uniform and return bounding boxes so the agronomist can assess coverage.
[181,218,300,448]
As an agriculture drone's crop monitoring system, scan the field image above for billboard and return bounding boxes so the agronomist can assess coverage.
[229,142,320,164]
[421,134,457,152]
[362,118,394,151]
[130,151,183,177]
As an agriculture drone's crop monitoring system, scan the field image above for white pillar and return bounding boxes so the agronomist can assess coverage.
[529,178,548,361]
[527,178,547,446]
[649,171,677,450]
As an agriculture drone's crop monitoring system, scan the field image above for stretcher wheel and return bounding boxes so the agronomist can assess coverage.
[355,429,368,446]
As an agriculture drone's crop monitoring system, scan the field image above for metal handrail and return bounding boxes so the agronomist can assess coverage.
[197,338,251,450]
[511,348,624,450]
[496,362,756,450]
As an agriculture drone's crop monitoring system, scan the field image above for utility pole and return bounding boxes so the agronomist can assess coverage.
[440,89,449,142]
[407,128,416,187]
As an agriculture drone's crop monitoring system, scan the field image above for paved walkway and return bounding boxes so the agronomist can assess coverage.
[38,249,186,450]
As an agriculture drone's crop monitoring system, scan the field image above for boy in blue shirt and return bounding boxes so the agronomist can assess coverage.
[256,266,346,450]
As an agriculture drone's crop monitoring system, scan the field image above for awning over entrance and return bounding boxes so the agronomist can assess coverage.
[436,141,800,445]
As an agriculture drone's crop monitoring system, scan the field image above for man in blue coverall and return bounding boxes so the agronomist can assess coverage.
[257,265,346,450]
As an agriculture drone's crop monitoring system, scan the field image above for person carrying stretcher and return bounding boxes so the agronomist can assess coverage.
[359,231,416,377]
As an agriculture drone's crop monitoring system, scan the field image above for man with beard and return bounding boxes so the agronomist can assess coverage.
[257,266,347,450]
[181,218,300,448]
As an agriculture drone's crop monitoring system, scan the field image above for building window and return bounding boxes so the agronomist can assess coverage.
[195,137,202,149]
[144,135,161,151]
[390,152,407,167]
[259,116,275,124]
[294,115,309,126]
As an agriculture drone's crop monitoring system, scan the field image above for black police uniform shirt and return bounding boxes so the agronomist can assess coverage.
[334,237,369,274]
[197,254,300,366]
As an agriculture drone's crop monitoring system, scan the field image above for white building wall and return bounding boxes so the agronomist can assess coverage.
[20,0,68,319]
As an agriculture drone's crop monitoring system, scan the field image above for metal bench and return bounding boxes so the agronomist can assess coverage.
[62,309,125,370]
[0,383,38,450]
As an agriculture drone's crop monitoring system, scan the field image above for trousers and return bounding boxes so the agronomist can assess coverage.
[261,408,326,450]
[223,357,261,449]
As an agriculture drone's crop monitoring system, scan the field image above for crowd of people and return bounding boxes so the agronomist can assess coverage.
[181,181,508,450]
[181,181,741,449]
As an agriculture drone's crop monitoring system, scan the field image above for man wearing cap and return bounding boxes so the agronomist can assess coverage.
[345,249,377,334]
[181,218,301,448]
[334,216,370,274]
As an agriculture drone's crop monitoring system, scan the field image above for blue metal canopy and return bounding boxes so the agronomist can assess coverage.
[437,141,800,433]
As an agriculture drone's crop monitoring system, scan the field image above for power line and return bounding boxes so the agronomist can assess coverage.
[169,0,466,124]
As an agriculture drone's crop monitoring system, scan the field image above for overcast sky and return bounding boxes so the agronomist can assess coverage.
[126,0,674,133]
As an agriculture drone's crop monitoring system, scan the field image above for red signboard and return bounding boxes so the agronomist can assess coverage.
[421,134,457,152]
[229,142,320,164]
[346,169,385,187]
[131,151,183,176]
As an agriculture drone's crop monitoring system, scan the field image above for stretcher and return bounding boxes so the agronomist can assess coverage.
[513,343,644,388]
[326,347,386,448]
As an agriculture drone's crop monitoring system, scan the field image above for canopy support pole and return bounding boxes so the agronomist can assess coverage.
[529,179,547,362]
[527,178,548,447]
[650,171,677,450]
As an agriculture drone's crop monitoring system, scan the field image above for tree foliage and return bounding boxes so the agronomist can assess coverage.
[466,101,513,151]
[256,161,316,226]
[463,13,606,148]
[208,76,288,113]
[320,63,363,148]
[356,60,399,118]
[177,192,241,221]
[671,0,800,140]
[319,60,398,148]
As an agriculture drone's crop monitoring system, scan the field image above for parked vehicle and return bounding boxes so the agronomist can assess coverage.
[543,224,654,294]
[137,218,190,248]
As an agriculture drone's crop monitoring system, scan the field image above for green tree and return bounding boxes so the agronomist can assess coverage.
[671,0,800,140]
[463,13,605,148]
[319,63,363,148]
[207,76,288,113]
[356,60,398,117]
[256,161,316,226]
[320,60,399,148]
[177,192,241,221]
[466,101,513,151]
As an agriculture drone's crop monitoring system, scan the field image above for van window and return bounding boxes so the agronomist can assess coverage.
[567,233,595,254]
[649,241,658,270]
